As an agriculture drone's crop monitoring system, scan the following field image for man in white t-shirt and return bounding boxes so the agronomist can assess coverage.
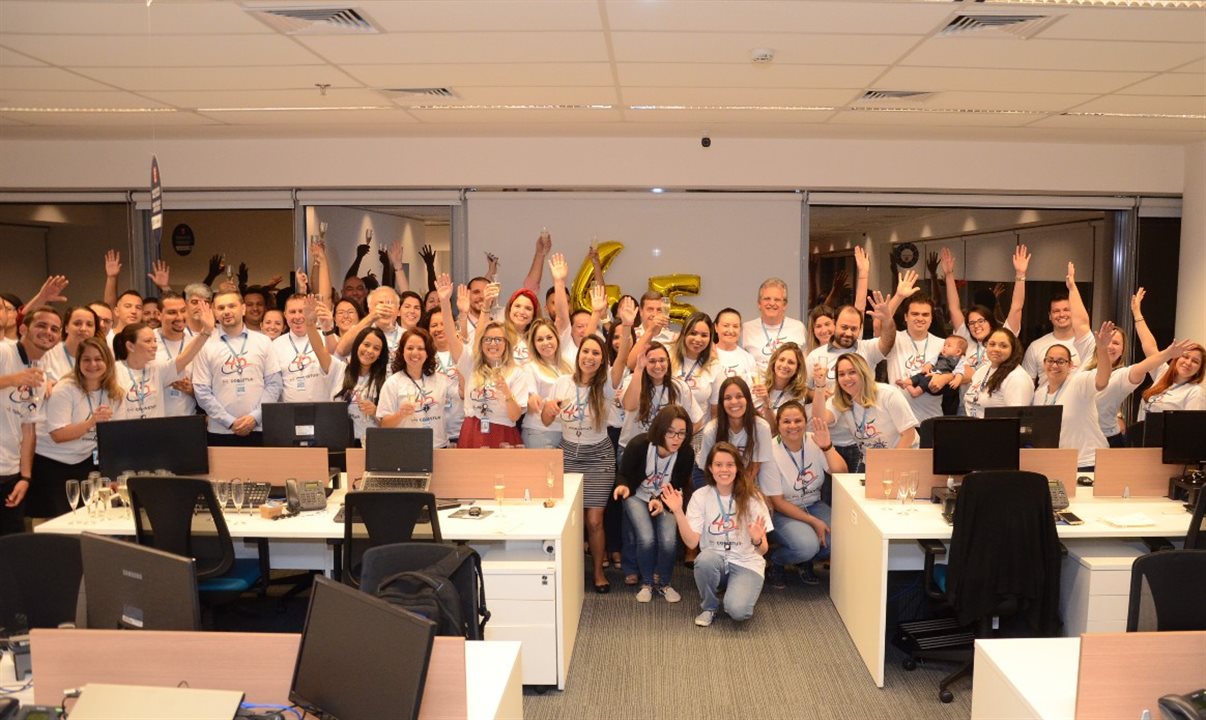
[885,295,947,423]
[193,290,283,446]
[742,278,807,375]
[274,295,340,402]
[336,285,404,357]
[1021,262,1096,382]
[154,292,207,418]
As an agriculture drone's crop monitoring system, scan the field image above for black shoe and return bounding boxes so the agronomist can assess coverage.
[594,582,611,594]
[766,563,787,590]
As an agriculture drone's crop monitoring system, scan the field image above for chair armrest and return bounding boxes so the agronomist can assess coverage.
[918,538,947,556]
[1140,537,1174,553]
[918,539,947,600]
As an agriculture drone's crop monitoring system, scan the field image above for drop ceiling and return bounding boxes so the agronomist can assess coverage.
[0,0,1202,143]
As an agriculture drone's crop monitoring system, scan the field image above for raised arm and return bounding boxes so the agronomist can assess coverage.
[521,230,551,294]
[1130,288,1159,358]
[103,250,121,308]
[1065,262,1092,339]
[548,253,572,334]
[822,268,848,310]
[388,240,409,293]
[1092,322,1115,392]
[610,296,636,389]
[485,252,499,283]
[25,275,70,311]
[661,486,699,549]
[310,238,333,303]
[1006,244,1029,333]
[345,234,371,281]
[853,245,869,316]
[580,283,607,347]
[940,247,964,331]
[446,279,467,365]
[203,254,226,287]
[418,244,438,293]
[1129,338,1194,385]
[622,351,646,411]
[147,260,172,294]
[173,302,215,374]
[870,290,898,359]
[304,296,333,374]
[333,311,375,359]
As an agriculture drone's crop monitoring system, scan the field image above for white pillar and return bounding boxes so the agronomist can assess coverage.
[1179,141,1206,341]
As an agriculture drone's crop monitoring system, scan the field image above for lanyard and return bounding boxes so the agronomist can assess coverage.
[220,333,248,374]
[649,447,673,490]
[970,340,984,367]
[761,321,783,354]
[573,383,589,430]
[650,383,667,412]
[406,371,428,411]
[714,488,735,544]
[287,333,310,360]
[125,364,149,414]
[1037,381,1067,406]
[84,387,105,415]
[852,402,872,439]
[909,334,929,365]
[63,343,75,369]
[159,331,184,359]
[681,357,702,385]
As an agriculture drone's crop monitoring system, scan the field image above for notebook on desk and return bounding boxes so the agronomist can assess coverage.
[361,427,434,492]
[68,684,243,719]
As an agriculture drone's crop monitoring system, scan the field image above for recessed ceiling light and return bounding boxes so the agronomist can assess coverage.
[651,188,665,193]
[629,104,836,111]
[0,107,176,113]
[197,105,390,112]
[403,103,613,111]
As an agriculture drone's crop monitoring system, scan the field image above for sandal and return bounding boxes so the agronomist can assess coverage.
[624,574,639,586]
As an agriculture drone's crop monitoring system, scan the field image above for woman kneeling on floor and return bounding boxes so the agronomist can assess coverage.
[662,441,772,627]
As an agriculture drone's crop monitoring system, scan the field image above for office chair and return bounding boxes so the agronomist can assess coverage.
[0,533,83,633]
[1186,486,1206,551]
[918,416,975,449]
[127,476,265,598]
[1127,549,1206,632]
[896,470,1062,703]
[341,490,443,588]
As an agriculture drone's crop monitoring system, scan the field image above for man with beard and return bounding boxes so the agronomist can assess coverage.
[155,292,210,417]
[0,307,59,533]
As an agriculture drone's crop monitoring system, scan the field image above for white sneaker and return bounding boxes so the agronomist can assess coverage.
[659,586,681,603]
[635,585,653,603]
[694,610,715,627]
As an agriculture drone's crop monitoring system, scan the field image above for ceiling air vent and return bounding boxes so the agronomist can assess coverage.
[940,13,1061,38]
[242,5,379,34]
[384,88,460,99]
[857,90,936,103]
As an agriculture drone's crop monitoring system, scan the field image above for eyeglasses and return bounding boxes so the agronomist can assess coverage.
[482,337,505,345]
[1043,358,1070,366]
[967,319,989,327]
[665,430,687,439]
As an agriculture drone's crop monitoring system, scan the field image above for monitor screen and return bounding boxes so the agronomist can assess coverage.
[263,402,352,450]
[365,427,434,473]
[983,405,1063,449]
[290,575,435,720]
[97,415,208,478]
[80,532,200,631]
[1142,412,1166,448]
[1162,410,1206,465]
[932,418,1021,476]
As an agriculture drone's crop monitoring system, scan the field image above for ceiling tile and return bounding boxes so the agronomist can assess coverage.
[1174,58,1206,73]
[605,0,951,35]
[1030,113,1206,133]
[829,110,1039,127]
[0,66,111,91]
[1116,73,1206,96]
[901,37,1205,73]
[341,63,615,88]
[0,89,167,109]
[623,108,837,124]
[296,32,609,64]
[1036,8,1206,43]
[1067,94,1206,115]
[0,44,44,66]
[362,0,602,31]
[0,34,323,67]
[140,88,392,109]
[610,32,919,65]
[874,66,1152,95]
[405,107,622,123]
[72,66,363,92]
[394,86,617,105]
[919,90,1099,112]
[616,62,884,89]
[0,0,273,35]
[621,87,858,107]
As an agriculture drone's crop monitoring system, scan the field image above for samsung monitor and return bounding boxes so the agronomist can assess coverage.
[79,532,200,631]
[289,575,436,720]
[1161,410,1206,466]
[96,415,208,478]
[364,427,434,474]
[984,405,1063,449]
[263,401,352,451]
[931,417,1022,477]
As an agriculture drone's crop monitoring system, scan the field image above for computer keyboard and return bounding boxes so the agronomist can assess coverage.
[361,475,427,491]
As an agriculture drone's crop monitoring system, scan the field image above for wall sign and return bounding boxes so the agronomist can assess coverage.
[171,223,195,256]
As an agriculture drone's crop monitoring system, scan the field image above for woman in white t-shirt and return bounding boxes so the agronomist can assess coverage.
[662,441,773,627]
[449,321,532,448]
[806,305,836,354]
[30,336,124,518]
[754,342,809,427]
[712,308,758,388]
[502,288,540,366]
[1130,288,1205,420]
[696,377,774,487]
[113,317,212,420]
[825,353,919,473]
[331,326,388,446]
[378,328,451,448]
[1033,325,1115,471]
[40,305,98,386]
[619,341,702,450]
[963,328,1034,418]
[670,311,721,437]
[522,319,572,450]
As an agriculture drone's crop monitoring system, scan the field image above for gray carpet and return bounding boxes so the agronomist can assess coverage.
[522,566,974,720]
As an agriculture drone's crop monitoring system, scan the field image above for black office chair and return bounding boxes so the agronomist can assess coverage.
[896,470,1062,703]
[918,416,975,449]
[1186,486,1206,551]
[341,490,442,588]
[128,476,265,597]
[359,542,489,640]
[1127,549,1206,632]
[0,533,83,633]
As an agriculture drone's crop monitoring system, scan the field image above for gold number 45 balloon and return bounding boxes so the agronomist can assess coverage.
[648,273,701,324]
[570,240,703,324]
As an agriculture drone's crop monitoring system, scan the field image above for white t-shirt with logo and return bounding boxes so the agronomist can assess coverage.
[758,434,831,510]
[963,364,1035,418]
[1022,331,1096,382]
[885,330,945,423]
[37,379,107,465]
[273,332,341,403]
[634,443,680,503]
[618,376,703,448]
[192,329,281,434]
[742,317,807,374]
[525,362,568,434]
[550,374,615,445]
[686,486,774,577]
[696,416,774,470]
[1137,362,1206,420]
[115,358,175,420]
[0,343,46,475]
[435,350,464,440]
[457,353,532,430]
[713,345,759,389]
[376,371,452,448]
[805,339,887,446]
[827,383,920,463]
[1033,370,1108,468]
[154,330,202,417]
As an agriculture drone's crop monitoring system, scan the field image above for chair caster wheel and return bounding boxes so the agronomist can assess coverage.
[939,689,955,703]
[902,659,917,671]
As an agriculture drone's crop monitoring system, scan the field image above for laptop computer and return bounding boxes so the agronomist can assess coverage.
[361,427,434,492]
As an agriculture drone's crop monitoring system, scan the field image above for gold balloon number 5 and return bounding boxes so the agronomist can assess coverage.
[570,240,703,324]
[648,273,701,324]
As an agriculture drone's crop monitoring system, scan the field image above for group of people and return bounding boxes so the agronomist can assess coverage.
[1,231,1202,628]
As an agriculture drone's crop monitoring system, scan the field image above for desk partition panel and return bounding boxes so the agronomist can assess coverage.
[1093,448,1182,497]
[346,447,565,499]
[863,448,1078,499]
[1075,630,1206,719]
[205,447,331,487]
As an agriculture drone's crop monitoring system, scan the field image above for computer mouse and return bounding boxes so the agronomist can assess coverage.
[468,506,482,517]
[1077,476,1094,487]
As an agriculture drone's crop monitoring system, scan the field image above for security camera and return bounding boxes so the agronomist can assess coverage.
[701,136,711,148]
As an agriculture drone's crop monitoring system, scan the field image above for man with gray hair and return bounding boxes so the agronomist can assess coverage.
[742,277,807,374]
[183,283,214,338]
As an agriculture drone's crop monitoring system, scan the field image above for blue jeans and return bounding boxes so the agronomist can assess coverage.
[623,496,677,586]
[693,549,764,622]
[769,501,832,566]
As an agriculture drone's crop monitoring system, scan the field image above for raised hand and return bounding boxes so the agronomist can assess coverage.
[1012,244,1031,276]
[1096,320,1116,348]
[486,252,499,276]
[456,284,471,314]
[1131,287,1146,318]
[925,251,940,278]
[617,295,637,326]
[659,485,683,514]
[894,269,920,299]
[538,229,552,255]
[104,250,122,277]
[548,252,569,282]
[867,290,892,326]
[483,281,501,309]
[309,239,326,268]
[1066,261,1076,289]
[992,282,1006,301]
[355,236,372,257]
[265,274,283,289]
[30,275,69,306]
[809,416,830,450]
[208,254,226,277]
[832,268,850,291]
[302,295,319,325]
[1165,338,1195,360]
[193,301,216,334]
[940,247,956,276]
[295,270,310,294]
[315,301,334,332]
[419,244,436,266]
[854,245,869,277]
[147,259,171,289]
[436,273,454,303]
[237,262,249,288]
[812,362,827,388]
[377,247,391,272]
[589,284,608,315]
[388,239,404,269]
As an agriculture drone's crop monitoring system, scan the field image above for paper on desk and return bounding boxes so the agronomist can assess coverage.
[1101,513,1156,527]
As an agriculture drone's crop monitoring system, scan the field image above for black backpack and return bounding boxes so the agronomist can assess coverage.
[362,543,490,640]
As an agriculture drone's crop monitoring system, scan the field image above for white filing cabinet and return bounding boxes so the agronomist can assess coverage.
[478,552,560,686]
[1060,539,1148,636]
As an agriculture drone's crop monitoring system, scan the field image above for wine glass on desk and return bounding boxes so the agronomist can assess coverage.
[65,479,81,525]
[231,479,245,524]
[80,478,95,524]
[881,471,895,505]
[906,472,919,512]
[215,480,231,521]
[494,475,506,519]
[896,479,909,513]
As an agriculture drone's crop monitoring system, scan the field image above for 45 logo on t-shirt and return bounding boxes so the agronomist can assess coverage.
[7,384,38,411]
[288,353,313,374]
[412,387,436,414]
[559,400,586,424]
[708,512,737,535]
[221,354,248,375]
[125,378,153,405]
[794,466,817,493]
[642,471,667,493]
[905,353,926,373]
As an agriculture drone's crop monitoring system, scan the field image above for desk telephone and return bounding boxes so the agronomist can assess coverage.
[286,478,328,513]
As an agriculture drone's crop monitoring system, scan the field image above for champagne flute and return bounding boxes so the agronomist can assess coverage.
[65,479,81,525]
[216,480,231,518]
[544,462,556,508]
[897,480,909,514]
[116,477,131,520]
[231,479,246,523]
[80,479,95,524]
[880,470,895,503]
[493,475,505,518]
[906,472,919,511]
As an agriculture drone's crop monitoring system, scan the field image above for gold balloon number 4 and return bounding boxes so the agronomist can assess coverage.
[570,240,702,323]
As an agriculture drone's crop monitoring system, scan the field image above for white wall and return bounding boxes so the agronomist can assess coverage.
[1179,141,1205,342]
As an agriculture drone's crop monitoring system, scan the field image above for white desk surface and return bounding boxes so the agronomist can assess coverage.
[972,638,1079,720]
[35,474,583,543]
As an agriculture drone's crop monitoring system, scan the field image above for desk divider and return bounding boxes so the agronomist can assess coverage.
[863,447,1078,499]
[205,447,330,487]
[30,629,468,720]
[1093,448,1182,497]
[1074,630,1206,720]
[346,447,564,499]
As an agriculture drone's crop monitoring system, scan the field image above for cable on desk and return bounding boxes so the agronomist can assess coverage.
[0,677,33,695]
[238,702,303,720]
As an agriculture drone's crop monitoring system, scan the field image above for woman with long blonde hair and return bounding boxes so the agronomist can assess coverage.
[824,352,919,473]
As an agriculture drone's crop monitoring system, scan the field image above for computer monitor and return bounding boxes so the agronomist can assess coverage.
[289,575,435,720]
[97,415,208,478]
[365,427,434,473]
[79,532,200,631]
[932,417,1022,477]
[1161,410,1206,466]
[984,405,1063,449]
[1142,412,1166,448]
[263,401,352,450]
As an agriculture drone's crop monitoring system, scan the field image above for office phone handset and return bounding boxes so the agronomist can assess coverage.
[1049,480,1069,512]
[286,478,327,514]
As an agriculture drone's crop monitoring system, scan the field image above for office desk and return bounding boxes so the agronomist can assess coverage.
[830,474,1192,688]
[35,475,585,690]
[971,638,1079,720]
